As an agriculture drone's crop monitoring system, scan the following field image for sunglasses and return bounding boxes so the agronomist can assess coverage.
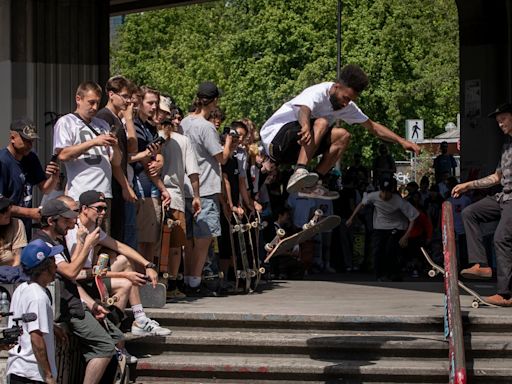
[88,205,108,213]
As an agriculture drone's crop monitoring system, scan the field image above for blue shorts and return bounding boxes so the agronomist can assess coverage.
[185,195,221,239]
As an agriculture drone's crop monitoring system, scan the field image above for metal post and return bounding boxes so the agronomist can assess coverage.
[337,0,342,80]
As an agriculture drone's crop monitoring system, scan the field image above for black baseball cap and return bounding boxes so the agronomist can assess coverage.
[0,195,12,211]
[79,190,106,206]
[10,119,39,140]
[197,82,221,99]
[41,199,79,218]
[379,178,394,192]
[488,102,512,118]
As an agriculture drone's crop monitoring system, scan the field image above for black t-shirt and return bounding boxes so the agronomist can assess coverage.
[222,156,240,206]
[32,230,85,321]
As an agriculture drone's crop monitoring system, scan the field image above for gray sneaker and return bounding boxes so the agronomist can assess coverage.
[298,183,339,200]
[287,168,319,193]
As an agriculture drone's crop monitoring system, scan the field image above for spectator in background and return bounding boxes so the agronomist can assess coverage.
[0,195,26,266]
[406,191,433,277]
[433,141,457,184]
[346,152,369,186]
[170,106,184,134]
[372,143,396,187]
[208,107,225,130]
[347,178,419,281]
[1,119,60,237]
[419,175,430,206]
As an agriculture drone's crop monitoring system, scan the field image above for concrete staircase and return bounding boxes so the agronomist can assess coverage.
[127,311,512,383]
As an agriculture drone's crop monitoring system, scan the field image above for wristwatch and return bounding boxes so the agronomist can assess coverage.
[145,262,157,270]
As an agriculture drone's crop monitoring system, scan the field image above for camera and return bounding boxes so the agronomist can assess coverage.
[0,312,37,345]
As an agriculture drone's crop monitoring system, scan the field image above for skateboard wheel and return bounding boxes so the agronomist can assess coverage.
[162,272,169,279]
[277,228,285,237]
[106,297,116,306]
[175,220,181,226]
[428,270,436,278]
[315,209,323,216]
[234,224,241,232]
[176,273,183,280]
[250,270,256,277]
[472,300,479,309]
[259,267,266,274]
[302,223,310,230]
[240,271,247,278]
[218,271,224,279]
[264,243,274,252]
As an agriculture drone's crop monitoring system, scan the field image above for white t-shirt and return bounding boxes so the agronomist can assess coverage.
[362,192,419,230]
[161,132,200,212]
[260,82,369,154]
[7,282,57,382]
[65,221,108,268]
[53,113,113,199]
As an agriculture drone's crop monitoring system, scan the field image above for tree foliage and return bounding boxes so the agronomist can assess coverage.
[111,0,459,163]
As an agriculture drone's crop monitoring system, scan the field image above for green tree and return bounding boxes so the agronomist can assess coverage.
[111,0,459,164]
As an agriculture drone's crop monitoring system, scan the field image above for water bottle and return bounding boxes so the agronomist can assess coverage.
[0,292,9,326]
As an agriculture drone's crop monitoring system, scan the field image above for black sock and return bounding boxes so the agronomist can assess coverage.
[296,164,306,169]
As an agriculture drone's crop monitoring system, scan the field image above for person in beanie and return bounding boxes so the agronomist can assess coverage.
[6,239,64,384]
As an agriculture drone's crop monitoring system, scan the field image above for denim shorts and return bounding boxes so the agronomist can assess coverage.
[185,195,221,239]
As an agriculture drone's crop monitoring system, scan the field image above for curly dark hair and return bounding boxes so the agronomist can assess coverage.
[339,64,369,93]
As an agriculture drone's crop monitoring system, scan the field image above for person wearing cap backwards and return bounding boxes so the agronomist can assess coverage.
[0,119,60,238]
[181,81,236,296]
[260,64,420,199]
[6,239,65,384]
[0,195,27,266]
[66,190,171,336]
[96,75,139,243]
[33,197,132,379]
[346,177,419,281]
[453,102,512,306]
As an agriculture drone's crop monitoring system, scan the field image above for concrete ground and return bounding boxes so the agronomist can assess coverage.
[145,274,511,322]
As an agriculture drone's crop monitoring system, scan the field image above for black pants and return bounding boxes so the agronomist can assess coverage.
[462,195,512,295]
[9,374,45,384]
[371,229,404,279]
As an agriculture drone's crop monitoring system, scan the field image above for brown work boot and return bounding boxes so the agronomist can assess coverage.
[460,264,492,280]
[484,294,512,307]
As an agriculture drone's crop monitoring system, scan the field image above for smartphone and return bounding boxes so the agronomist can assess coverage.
[50,153,58,163]
[146,136,166,148]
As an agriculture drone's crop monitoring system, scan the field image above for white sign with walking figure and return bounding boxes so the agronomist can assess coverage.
[405,119,424,142]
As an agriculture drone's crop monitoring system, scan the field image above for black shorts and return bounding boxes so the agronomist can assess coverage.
[268,119,333,164]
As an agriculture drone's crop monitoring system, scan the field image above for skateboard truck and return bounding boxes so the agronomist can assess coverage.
[167,219,180,229]
[264,228,286,252]
[303,209,323,230]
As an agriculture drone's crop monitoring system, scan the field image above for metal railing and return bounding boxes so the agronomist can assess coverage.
[441,201,466,384]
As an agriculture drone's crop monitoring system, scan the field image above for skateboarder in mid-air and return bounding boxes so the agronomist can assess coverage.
[452,102,512,306]
[259,64,420,200]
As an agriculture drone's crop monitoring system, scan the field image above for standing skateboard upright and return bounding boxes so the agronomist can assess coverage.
[94,253,119,307]
[139,281,167,308]
[246,212,266,290]
[231,213,253,293]
[421,247,498,308]
[264,210,341,263]
[159,207,182,286]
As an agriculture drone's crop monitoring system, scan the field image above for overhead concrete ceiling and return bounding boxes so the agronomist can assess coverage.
[110,0,214,16]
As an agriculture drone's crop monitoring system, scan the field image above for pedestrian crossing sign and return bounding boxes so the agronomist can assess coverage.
[405,119,424,142]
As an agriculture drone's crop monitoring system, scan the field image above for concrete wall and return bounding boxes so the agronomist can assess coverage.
[0,0,109,161]
[457,0,512,180]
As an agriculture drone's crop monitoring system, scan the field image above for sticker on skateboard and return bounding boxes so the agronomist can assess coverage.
[421,247,498,308]
[264,210,341,263]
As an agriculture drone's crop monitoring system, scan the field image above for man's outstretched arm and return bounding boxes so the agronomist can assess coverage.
[362,119,420,155]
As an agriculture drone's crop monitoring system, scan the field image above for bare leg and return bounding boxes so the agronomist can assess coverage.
[110,254,143,306]
[108,278,131,310]
[183,239,194,276]
[315,127,351,175]
[83,357,111,384]
[187,237,213,277]
[296,117,330,165]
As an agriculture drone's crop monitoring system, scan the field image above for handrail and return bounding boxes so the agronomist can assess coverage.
[441,201,466,384]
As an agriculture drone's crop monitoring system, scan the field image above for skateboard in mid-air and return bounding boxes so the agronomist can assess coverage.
[421,247,498,308]
[264,210,341,263]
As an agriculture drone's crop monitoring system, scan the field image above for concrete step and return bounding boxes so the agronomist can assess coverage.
[127,329,512,359]
[132,355,512,383]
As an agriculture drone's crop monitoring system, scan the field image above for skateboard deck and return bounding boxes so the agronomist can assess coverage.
[95,276,120,306]
[264,211,341,263]
[247,212,267,289]
[139,282,167,308]
[231,213,253,293]
[159,207,181,282]
[421,247,498,308]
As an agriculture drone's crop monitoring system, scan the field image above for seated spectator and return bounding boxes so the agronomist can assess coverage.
[0,195,26,266]
[66,190,171,336]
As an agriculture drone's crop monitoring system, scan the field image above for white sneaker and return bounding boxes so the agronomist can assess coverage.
[131,318,172,336]
[286,168,319,193]
[298,183,339,200]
